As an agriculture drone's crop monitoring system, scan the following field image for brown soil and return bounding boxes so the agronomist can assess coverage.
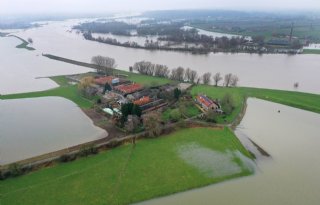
[82,108,125,140]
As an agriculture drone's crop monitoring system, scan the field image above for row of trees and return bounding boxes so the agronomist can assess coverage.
[90,56,239,87]
[133,61,239,87]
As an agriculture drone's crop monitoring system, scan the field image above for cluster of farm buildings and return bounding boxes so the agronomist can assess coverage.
[77,74,223,120]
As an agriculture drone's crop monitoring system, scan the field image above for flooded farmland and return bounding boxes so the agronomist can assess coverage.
[138,98,320,205]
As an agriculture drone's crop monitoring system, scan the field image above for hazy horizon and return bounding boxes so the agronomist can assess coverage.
[1,0,320,15]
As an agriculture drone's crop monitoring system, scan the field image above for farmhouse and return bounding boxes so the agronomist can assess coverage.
[196,95,219,111]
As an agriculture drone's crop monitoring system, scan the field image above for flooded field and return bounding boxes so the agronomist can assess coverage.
[138,98,320,205]
[0,97,107,165]
[177,143,254,178]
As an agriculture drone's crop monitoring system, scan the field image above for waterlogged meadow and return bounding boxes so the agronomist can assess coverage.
[177,143,254,178]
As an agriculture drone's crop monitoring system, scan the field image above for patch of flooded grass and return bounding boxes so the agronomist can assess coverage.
[177,143,254,178]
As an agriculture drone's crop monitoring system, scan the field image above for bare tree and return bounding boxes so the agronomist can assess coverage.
[189,70,198,83]
[230,75,239,87]
[196,77,201,84]
[104,57,117,71]
[27,38,33,44]
[91,56,116,75]
[143,112,163,138]
[185,68,198,83]
[171,67,185,81]
[184,68,192,82]
[154,64,170,77]
[202,72,212,85]
[213,72,222,86]
[224,73,233,87]
[91,56,105,74]
[133,61,155,76]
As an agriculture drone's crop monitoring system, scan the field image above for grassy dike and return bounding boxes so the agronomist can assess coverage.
[9,35,35,51]
[0,127,253,205]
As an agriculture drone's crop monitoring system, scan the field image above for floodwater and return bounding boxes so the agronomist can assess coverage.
[4,19,319,94]
[91,32,159,46]
[0,36,92,95]
[138,98,320,205]
[0,97,107,165]
[304,43,320,50]
[182,25,249,39]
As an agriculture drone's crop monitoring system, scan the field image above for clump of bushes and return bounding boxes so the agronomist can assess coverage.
[8,163,23,177]
[79,145,98,157]
[59,154,77,163]
[169,109,182,122]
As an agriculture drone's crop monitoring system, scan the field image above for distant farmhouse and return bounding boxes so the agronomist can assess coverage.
[196,95,222,113]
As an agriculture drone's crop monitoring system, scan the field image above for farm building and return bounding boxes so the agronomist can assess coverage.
[133,96,151,106]
[114,83,143,95]
[196,95,219,111]
[94,76,127,86]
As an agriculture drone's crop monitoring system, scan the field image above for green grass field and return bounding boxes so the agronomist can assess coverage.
[0,127,253,205]
[115,69,174,87]
[191,85,320,123]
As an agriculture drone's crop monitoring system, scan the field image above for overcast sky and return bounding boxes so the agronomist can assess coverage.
[1,0,320,15]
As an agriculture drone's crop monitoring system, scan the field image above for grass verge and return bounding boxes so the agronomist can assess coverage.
[0,127,253,205]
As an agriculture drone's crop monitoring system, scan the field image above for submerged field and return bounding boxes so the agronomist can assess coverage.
[0,127,253,205]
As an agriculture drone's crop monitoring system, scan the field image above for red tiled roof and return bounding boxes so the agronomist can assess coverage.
[133,96,151,106]
[114,83,143,94]
[94,76,114,85]
[196,95,215,108]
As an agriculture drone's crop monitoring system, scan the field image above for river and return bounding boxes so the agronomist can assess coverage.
[0,97,107,165]
[137,98,320,205]
[3,18,319,94]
